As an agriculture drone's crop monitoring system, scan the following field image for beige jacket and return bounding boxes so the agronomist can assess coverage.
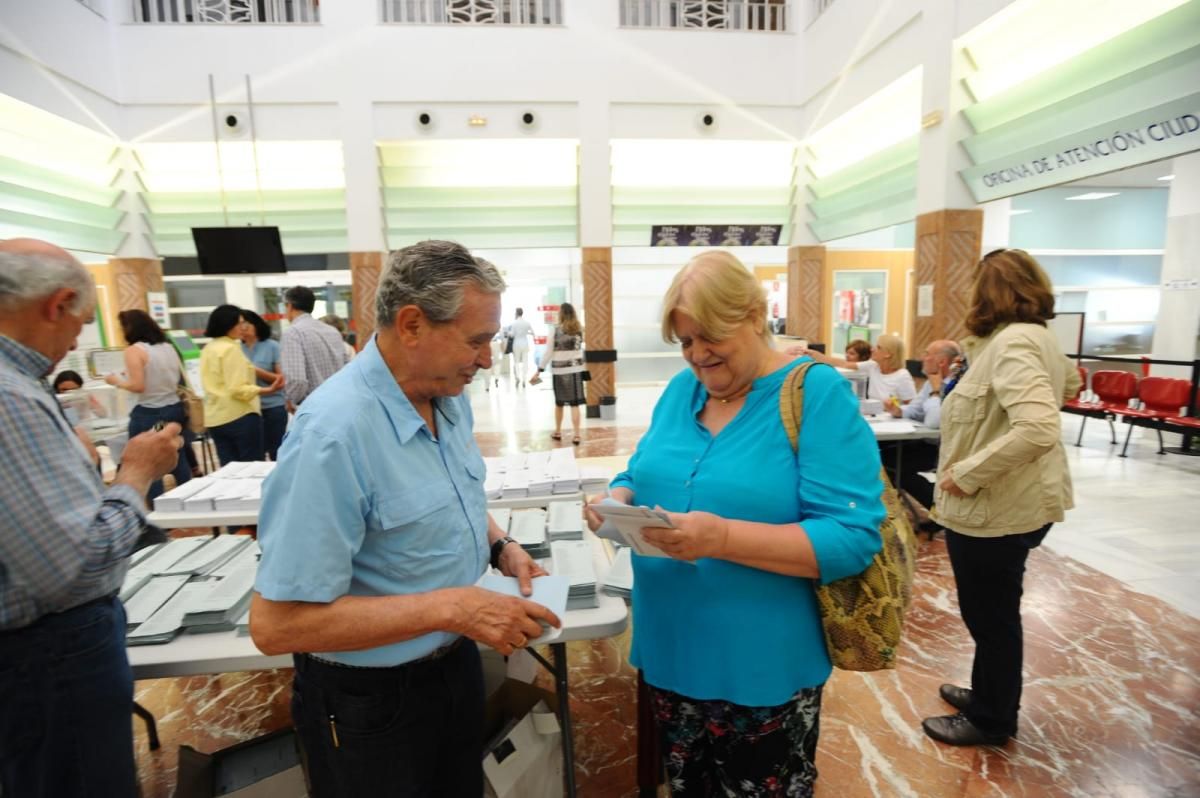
[934,323,1082,537]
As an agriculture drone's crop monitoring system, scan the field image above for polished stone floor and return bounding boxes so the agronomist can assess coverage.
[133,377,1200,797]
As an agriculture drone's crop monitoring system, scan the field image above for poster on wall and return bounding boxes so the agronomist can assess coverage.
[650,225,782,246]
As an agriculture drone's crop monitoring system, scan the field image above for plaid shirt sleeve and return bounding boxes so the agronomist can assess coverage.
[280,327,311,407]
[0,390,145,627]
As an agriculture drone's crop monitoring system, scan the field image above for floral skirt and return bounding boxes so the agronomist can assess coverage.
[650,683,823,797]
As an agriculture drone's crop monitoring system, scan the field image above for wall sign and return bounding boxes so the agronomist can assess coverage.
[961,92,1200,203]
[650,225,782,247]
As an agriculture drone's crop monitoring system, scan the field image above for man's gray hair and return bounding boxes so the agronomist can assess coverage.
[375,240,506,328]
[0,251,95,313]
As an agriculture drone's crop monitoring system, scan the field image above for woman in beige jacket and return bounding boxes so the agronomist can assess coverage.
[923,249,1081,748]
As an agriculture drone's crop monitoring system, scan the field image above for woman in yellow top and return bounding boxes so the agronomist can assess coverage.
[200,304,282,465]
[922,249,1080,748]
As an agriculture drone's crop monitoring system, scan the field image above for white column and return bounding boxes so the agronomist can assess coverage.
[979,197,1012,253]
[577,98,612,248]
[341,99,385,253]
[914,0,975,215]
[1151,152,1200,379]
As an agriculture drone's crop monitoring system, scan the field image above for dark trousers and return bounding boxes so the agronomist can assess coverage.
[261,404,288,461]
[879,440,940,510]
[208,412,265,465]
[0,596,136,797]
[946,524,1051,737]
[129,401,193,501]
[291,640,485,798]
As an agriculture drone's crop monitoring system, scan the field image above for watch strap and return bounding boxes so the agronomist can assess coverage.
[490,535,517,569]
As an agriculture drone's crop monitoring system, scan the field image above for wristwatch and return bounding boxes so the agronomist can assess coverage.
[490,536,518,569]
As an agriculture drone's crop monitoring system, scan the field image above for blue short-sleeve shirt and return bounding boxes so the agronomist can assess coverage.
[610,359,884,706]
[242,339,284,409]
[254,337,490,666]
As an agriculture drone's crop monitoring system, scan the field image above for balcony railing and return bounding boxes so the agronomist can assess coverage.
[133,0,320,24]
[619,0,788,31]
[381,0,564,25]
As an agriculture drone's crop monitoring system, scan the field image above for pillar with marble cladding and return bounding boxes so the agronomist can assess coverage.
[786,245,825,342]
[108,257,164,312]
[911,209,982,354]
[350,252,383,350]
[582,247,614,409]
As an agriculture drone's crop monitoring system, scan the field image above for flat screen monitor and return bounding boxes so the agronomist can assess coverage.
[192,226,287,275]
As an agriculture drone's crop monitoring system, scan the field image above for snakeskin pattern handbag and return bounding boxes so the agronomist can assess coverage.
[780,361,917,671]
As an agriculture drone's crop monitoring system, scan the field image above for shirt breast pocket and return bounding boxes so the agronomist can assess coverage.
[945,382,989,424]
[374,486,459,578]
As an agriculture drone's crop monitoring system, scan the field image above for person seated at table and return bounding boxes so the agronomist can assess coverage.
[250,241,559,798]
[844,338,872,363]
[586,250,883,797]
[790,333,917,404]
[881,339,961,516]
[51,369,104,466]
[883,339,961,427]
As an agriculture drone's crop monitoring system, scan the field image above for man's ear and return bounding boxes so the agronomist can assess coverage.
[392,304,426,344]
[42,288,77,322]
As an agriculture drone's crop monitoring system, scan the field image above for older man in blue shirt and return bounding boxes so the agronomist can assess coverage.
[251,240,559,797]
[1,238,183,798]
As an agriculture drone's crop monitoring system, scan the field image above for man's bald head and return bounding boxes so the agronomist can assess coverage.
[921,339,961,379]
[0,238,94,314]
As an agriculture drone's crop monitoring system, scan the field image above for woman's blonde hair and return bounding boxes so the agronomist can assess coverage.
[874,333,906,366]
[967,248,1055,337]
[660,251,770,344]
[557,301,583,337]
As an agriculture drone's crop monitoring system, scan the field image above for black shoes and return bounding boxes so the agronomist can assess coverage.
[939,683,971,712]
[922,713,1010,747]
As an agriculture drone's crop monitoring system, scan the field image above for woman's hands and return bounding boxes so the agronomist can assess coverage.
[260,373,285,395]
[938,470,968,497]
[529,372,542,385]
[642,510,730,562]
[584,486,633,531]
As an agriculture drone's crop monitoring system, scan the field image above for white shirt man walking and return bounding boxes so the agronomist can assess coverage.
[507,307,533,388]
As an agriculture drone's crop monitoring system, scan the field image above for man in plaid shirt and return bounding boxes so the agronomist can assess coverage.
[0,238,183,797]
[280,284,349,410]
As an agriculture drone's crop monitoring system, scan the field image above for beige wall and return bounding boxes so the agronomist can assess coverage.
[822,250,914,351]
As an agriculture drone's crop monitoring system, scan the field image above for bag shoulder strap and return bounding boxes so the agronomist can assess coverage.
[780,360,818,453]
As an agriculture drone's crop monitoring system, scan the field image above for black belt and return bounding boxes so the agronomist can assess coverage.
[304,636,465,671]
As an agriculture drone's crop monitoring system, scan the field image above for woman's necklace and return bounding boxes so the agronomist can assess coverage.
[713,384,753,404]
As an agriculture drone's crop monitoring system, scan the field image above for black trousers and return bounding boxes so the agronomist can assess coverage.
[291,640,484,798]
[945,524,1051,737]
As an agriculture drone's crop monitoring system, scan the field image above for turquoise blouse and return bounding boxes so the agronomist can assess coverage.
[611,357,884,706]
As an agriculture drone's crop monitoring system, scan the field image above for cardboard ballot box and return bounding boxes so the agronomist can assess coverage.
[483,679,563,798]
[176,727,306,798]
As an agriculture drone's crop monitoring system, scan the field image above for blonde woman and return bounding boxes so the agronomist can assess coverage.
[529,302,585,444]
[792,333,916,405]
[586,251,883,796]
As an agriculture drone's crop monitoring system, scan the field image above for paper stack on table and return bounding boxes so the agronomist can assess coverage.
[490,507,513,534]
[550,540,598,610]
[120,538,209,600]
[546,500,584,541]
[510,508,549,558]
[602,546,634,600]
[579,467,611,495]
[476,572,569,645]
[126,582,210,646]
[158,534,253,577]
[180,563,257,632]
[153,477,216,512]
[124,574,190,627]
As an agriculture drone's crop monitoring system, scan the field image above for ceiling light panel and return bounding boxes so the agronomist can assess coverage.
[805,69,922,179]
[611,140,795,188]
[1065,191,1120,201]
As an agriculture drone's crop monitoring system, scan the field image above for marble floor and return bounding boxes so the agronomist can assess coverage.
[133,377,1200,797]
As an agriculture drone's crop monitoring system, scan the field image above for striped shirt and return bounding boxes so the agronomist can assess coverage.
[0,335,146,630]
[280,313,348,407]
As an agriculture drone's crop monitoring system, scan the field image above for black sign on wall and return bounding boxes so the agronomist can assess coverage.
[650,224,782,246]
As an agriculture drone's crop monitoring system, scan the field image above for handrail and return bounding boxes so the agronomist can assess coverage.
[133,0,320,24]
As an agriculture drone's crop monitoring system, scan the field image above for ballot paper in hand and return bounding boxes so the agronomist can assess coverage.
[475,573,569,645]
[589,499,685,562]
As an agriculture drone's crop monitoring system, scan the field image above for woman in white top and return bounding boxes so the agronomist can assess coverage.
[106,309,192,501]
[791,333,917,403]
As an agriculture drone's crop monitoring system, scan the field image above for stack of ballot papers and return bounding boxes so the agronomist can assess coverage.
[547,500,584,541]
[484,449,594,499]
[550,540,598,610]
[509,509,549,558]
[490,507,512,535]
[590,500,691,563]
[153,461,274,513]
[602,546,634,600]
[121,536,262,645]
[579,467,611,494]
[475,572,569,645]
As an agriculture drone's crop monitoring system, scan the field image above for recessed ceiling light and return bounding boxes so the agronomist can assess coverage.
[1065,192,1119,201]
[1009,209,1032,215]
[1158,174,1175,181]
